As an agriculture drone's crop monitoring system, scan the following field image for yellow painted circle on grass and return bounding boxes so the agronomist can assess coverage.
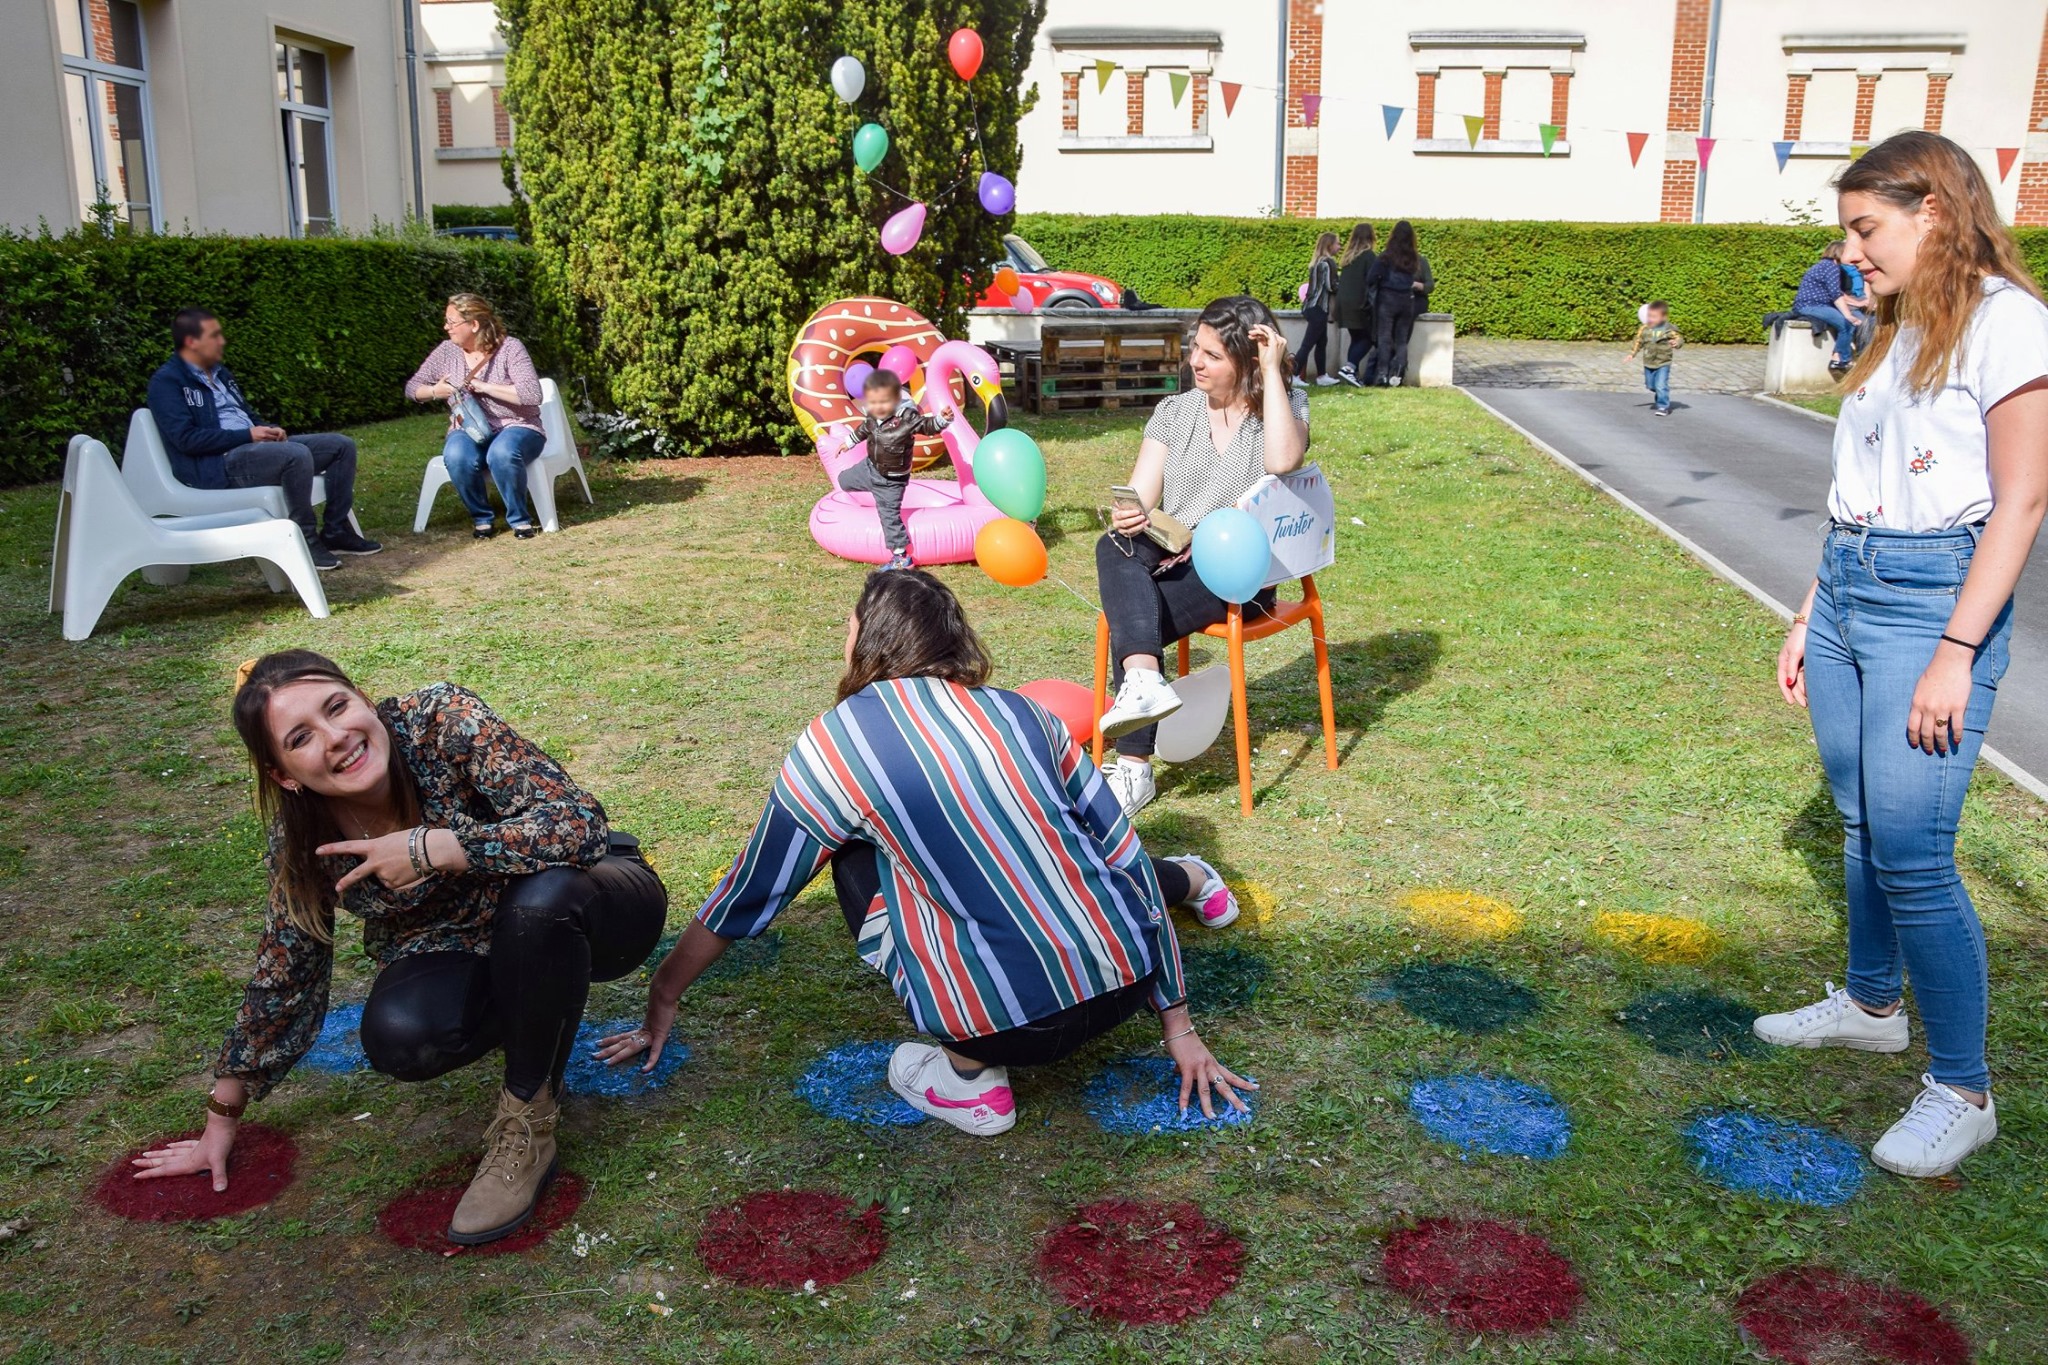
[1591,911,1720,964]
[1234,881,1281,930]
[1395,889,1524,941]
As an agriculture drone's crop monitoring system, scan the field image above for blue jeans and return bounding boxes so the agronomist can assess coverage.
[224,432,357,542]
[1643,365,1670,410]
[1805,524,2013,1092]
[1792,304,1855,366]
[443,425,546,528]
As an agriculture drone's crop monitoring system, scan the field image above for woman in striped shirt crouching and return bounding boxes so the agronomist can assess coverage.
[600,570,1257,1135]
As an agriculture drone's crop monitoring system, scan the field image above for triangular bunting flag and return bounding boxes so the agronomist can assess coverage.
[1301,94,1322,127]
[1774,141,1794,172]
[1626,131,1650,166]
[1538,124,1559,156]
[1849,143,1869,162]
[1998,147,2021,180]
[1695,136,1716,168]
[1382,105,1403,139]
[1463,114,1484,148]
[1168,71,1188,108]
[1220,81,1241,117]
[1093,59,1115,93]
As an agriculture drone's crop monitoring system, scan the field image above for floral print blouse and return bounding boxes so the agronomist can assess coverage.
[213,684,610,1100]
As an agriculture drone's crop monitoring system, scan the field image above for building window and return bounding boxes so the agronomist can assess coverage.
[1049,27,1218,152]
[56,0,157,231]
[1780,33,1963,158]
[277,41,338,237]
[1408,30,1583,156]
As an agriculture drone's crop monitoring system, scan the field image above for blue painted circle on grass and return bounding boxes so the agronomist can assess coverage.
[1083,1057,1258,1135]
[1408,1074,1572,1160]
[794,1042,928,1127]
[1683,1110,1864,1206]
[302,1001,369,1074]
[561,1017,690,1097]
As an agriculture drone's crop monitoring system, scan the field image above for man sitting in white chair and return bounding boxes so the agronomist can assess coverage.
[146,308,381,571]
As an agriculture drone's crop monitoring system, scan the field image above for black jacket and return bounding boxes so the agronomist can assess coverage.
[850,399,950,478]
[1336,250,1376,329]
[1365,254,1434,312]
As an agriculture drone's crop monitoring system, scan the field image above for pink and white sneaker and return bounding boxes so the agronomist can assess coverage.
[1170,856,1239,929]
[888,1043,1017,1136]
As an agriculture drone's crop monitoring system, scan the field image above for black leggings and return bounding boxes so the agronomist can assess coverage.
[1366,296,1417,385]
[1345,323,1375,374]
[829,844,1188,1068]
[357,841,668,1100]
[1095,530,1274,758]
[1294,305,1329,378]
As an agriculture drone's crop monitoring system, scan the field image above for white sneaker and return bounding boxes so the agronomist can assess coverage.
[1752,982,1910,1052]
[1338,367,1364,389]
[1100,669,1182,740]
[1314,374,1339,386]
[1387,376,1402,387]
[887,1043,1016,1136]
[1168,856,1238,928]
[1103,758,1156,818]
[1871,1075,1996,1178]
[1289,376,1309,391]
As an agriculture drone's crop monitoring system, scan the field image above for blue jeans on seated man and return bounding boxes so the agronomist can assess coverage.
[1792,304,1855,366]
[444,425,547,529]
[224,432,358,543]
[1804,524,2013,1094]
[1643,364,1671,412]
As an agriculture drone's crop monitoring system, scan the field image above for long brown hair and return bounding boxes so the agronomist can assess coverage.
[447,291,507,354]
[1382,221,1420,274]
[1340,222,1376,267]
[837,571,993,702]
[232,650,418,942]
[1194,295,1287,414]
[1310,230,1340,266]
[1838,131,2042,397]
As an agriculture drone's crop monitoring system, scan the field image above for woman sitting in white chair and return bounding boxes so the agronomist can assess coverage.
[407,294,546,540]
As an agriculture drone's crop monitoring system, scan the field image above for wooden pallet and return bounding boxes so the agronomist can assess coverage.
[1027,317,1185,414]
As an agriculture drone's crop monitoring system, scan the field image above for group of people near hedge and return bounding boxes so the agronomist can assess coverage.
[145,294,552,566]
[129,133,2045,1246]
[1294,220,1434,389]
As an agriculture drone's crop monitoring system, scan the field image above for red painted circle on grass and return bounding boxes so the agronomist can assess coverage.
[696,1189,888,1290]
[1038,1199,1244,1325]
[377,1160,587,1256]
[1737,1267,1972,1364]
[92,1124,298,1223]
[1381,1217,1583,1335]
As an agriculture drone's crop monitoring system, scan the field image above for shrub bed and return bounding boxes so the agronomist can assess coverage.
[431,203,520,230]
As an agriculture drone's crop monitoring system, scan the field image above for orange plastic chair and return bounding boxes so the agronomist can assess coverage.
[1092,574,1337,816]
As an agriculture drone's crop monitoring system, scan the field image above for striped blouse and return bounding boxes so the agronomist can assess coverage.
[696,676,1188,1039]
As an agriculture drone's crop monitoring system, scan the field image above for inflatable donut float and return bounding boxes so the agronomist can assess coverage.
[788,297,949,473]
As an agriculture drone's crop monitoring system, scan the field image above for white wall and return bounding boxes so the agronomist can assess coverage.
[0,3,81,232]
[418,0,510,207]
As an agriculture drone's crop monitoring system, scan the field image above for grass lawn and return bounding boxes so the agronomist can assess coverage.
[1,391,2044,1362]
[1778,393,1843,418]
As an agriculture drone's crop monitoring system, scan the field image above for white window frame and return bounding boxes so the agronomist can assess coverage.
[277,40,341,237]
[57,0,161,232]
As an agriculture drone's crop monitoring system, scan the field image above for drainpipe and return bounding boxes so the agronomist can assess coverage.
[402,0,427,222]
[1692,0,1724,224]
[1272,0,1288,215]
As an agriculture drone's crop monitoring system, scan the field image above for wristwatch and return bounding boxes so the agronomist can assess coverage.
[207,1090,247,1120]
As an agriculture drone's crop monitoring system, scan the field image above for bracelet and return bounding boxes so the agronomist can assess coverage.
[1940,632,1982,652]
[1161,1026,1196,1050]
[406,827,426,880]
[419,827,438,872]
[207,1092,247,1120]
[1791,613,1809,625]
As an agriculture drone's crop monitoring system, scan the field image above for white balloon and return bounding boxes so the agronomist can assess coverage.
[830,56,866,104]
[1153,666,1233,763]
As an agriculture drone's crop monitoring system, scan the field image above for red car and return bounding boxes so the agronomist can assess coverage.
[978,233,1126,311]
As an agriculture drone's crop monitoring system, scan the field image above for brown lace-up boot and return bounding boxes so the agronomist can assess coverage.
[448,1083,560,1245]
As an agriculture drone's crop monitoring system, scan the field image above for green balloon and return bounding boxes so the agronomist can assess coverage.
[975,428,1047,522]
[853,123,889,174]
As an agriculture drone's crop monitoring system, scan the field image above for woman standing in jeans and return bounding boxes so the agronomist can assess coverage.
[1094,296,1310,817]
[1363,221,1432,387]
[602,571,1254,1135]
[408,293,548,539]
[1756,131,2048,1178]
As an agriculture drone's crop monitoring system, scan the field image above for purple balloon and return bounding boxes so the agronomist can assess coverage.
[881,201,927,256]
[843,361,876,395]
[1012,289,1036,314]
[978,172,1016,216]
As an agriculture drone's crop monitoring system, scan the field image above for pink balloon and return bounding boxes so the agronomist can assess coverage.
[881,201,927,256]
[1297,282,1309,303]
[878,345,919,382]
[1011,288,1036,314]
[843,360,876,395]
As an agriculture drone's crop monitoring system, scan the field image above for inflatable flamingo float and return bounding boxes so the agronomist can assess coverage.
[788,297,1010,565]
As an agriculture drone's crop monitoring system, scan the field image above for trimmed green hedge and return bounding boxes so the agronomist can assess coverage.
[1015,214,2048,344]
[0,234,566,486]
[432,203,520,230]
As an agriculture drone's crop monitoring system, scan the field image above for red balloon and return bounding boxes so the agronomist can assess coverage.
[1016,679,1099,747]
[948,28,984,82]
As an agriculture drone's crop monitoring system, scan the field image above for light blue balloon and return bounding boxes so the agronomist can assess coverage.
[1191,507,1268,604]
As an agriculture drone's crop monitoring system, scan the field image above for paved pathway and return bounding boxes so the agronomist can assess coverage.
[1456,338,1767,394]
[1463,385,2048,796]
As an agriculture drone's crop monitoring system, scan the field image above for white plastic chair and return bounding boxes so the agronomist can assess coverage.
[122,407,364,532]
[413,378,593,533]
[49,438,330,641]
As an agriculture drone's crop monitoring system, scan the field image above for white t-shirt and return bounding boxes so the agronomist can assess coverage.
[1828,276,2048,531]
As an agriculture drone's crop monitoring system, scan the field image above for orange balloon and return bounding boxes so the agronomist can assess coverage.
[975,517,1047,587]
[994,266,1021,295]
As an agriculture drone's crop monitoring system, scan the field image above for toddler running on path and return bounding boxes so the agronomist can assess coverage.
[1627,300,1684,415]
